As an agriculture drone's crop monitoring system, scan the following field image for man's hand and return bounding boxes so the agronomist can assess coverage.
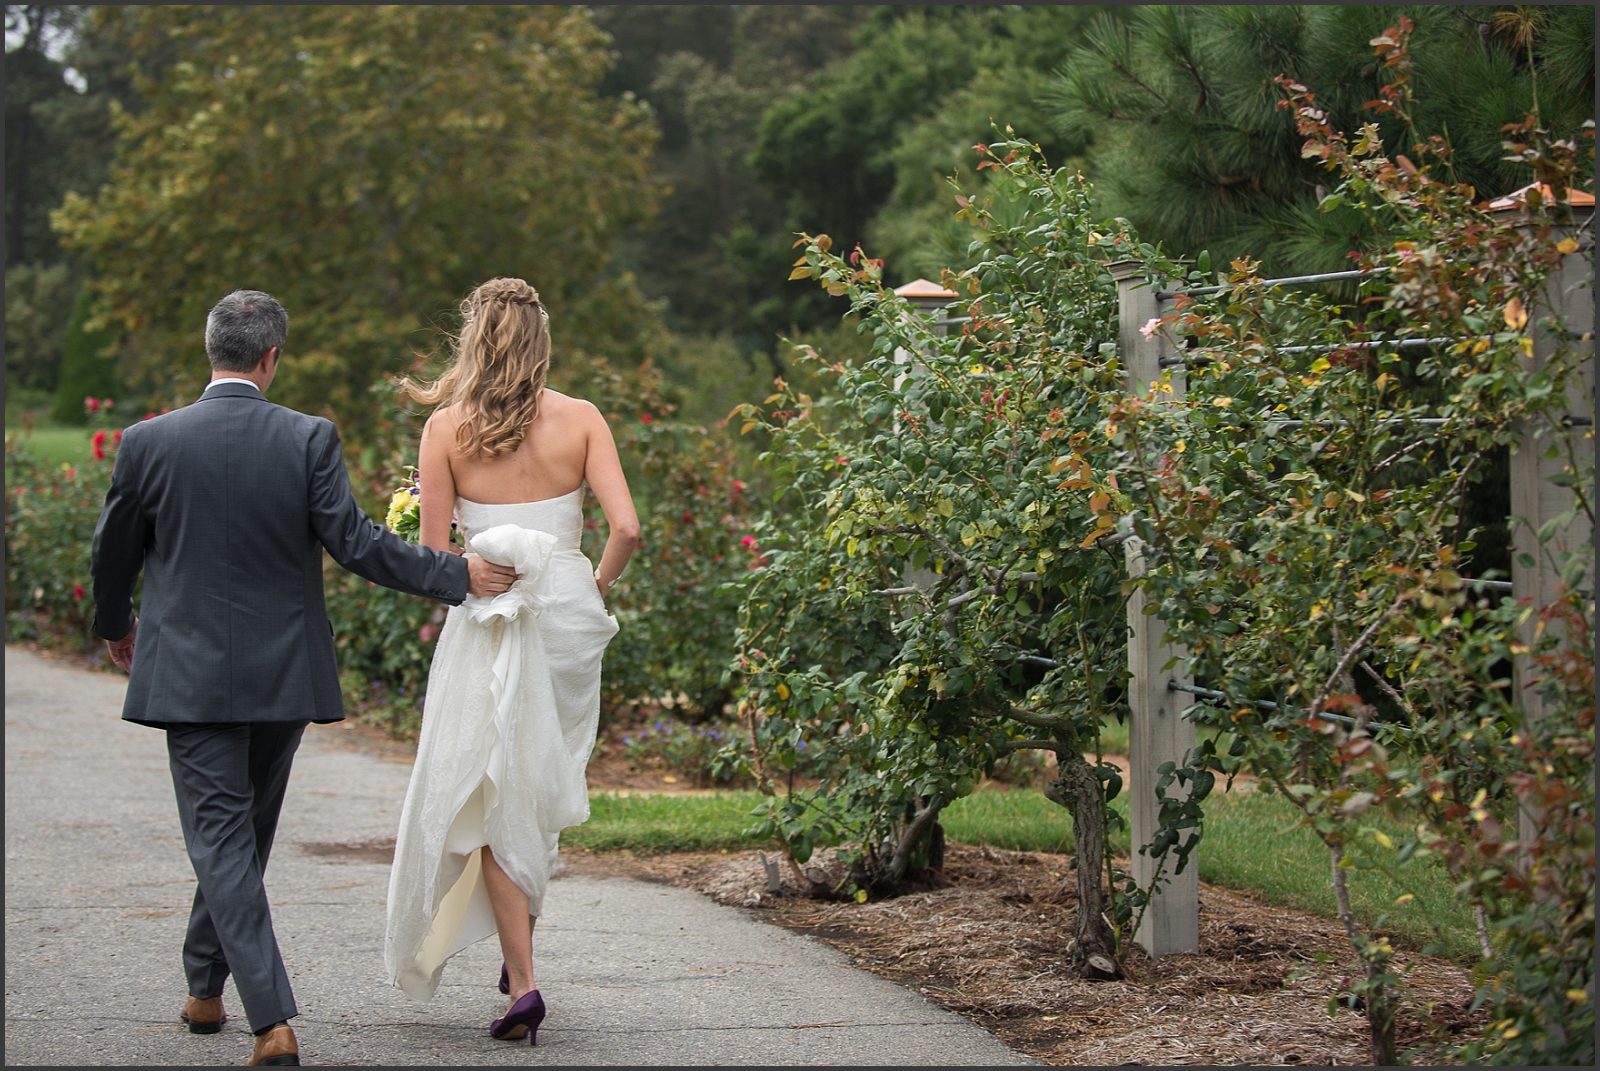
[466,556,519,598]
[107,619,137,673]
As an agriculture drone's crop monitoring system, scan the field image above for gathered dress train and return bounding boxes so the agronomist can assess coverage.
[385,489,618,1002]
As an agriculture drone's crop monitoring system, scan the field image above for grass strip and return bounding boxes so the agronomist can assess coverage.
[7,428,94,466]
[577,785,1475,960]
[568,791,771,854]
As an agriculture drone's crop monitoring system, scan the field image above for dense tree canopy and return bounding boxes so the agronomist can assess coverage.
[52,6,660,436]
[1044,4,1595,273]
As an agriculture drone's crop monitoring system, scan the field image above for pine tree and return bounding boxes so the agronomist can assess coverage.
[51,285,117,426]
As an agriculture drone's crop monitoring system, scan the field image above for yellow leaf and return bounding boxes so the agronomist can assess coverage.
[824,280,848,297]
[1556,237,1579,255]
[789,266,813,280]
[793,254,810,266]
[1173,440,1186,454]
[1568,989,1589,1003]
[1503,296,1528,331]
[1089,490,1110,513]
[1309,357,1331,373]
[1050,456,1071,474]
[1519,336,1533,357]
[775,683,790,700]
[1373,830,1393,849]
[846,537,858,556]
[1211,396,1233,408]
[1393,892,1414,904]
[740,420,757,434]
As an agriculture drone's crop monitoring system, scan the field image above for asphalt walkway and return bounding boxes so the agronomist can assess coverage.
[4,646,1032,1066]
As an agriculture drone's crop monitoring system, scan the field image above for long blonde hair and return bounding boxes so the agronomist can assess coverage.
[401,277,551,459]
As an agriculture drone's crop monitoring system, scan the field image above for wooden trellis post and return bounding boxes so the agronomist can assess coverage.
[1492,189,1596,845]
[1109,260,1200,956]
[896,279,958,595]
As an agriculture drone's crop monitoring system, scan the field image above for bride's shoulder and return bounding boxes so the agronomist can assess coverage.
[541,389,602,421]
[422,402,466,435]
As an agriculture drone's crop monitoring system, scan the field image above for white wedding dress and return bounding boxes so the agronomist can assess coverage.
[385,488,618,1002]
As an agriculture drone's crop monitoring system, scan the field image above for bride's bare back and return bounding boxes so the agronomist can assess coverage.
[416,389,639,596]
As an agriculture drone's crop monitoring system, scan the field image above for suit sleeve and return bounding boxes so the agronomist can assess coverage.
[91,430,149,640]
[306,421,469,605]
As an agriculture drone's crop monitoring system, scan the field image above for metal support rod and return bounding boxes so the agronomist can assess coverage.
[1158,336,1458,367]
[1155,267,1381,300]
[1166,681,1412,735]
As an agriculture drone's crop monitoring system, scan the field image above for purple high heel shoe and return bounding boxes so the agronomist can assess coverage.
[489,989,546,1047]
[499,962,510,995]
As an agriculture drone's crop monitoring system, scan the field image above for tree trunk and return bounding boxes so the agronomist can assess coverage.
[1329,843,1398,1065]
[1046,755,1122,979]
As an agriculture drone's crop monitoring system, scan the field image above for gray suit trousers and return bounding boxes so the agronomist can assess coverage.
[166,721,306,1032]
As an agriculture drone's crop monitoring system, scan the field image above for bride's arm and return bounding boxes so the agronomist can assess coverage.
[583,404,640,599]
[417,410,459,554]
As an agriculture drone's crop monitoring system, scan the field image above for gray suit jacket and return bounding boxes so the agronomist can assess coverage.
[91,381,468,727]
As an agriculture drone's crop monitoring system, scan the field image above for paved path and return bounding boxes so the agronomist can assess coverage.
[4,647,1031,1066]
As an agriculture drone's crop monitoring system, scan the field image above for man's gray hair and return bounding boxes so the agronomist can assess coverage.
[205,290,289,372]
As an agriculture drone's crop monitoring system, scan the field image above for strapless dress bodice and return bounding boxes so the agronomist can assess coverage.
[454,488,584,553]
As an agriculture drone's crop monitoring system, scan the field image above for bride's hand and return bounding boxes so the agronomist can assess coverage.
[466,556,519,598]
[595,571,610,601]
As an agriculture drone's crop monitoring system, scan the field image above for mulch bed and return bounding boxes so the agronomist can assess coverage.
[561,844,1485,1066]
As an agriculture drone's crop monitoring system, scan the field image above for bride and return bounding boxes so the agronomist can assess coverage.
[384,277,638,1045]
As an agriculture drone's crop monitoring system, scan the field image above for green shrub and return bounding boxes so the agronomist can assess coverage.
[50,287,118,426]
[4,436,114,650]
[620,715,751,787]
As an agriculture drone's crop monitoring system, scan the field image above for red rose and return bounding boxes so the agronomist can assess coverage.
[74,585,86,600]
[91,430,107,461]
[740,536,757,547]
[113,429,123,443]
[84,396,99,413]
[640,413,654,424]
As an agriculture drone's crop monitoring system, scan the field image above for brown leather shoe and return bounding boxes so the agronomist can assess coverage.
[246,1024,299,1066]
[180,995,226,1035]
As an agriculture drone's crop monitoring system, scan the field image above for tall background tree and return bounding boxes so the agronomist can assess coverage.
[4,4,125,404]
[51,6,660,438]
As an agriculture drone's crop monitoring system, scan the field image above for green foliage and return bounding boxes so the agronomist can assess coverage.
[1102,27,1593,1060]
[50,286,118,425]
[732,150,1149,935]
[52,6,661,442]
[593,5,862,343]
[5,262,78,392]
[605,423,763,720]
[620,715,752,788]
[1044,4,1596,276]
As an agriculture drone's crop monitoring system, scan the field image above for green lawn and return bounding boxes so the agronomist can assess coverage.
[568,791,772,853]
[578,784,1477,960]
[7,427,94,466]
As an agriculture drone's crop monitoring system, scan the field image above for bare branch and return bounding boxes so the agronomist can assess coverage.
[1311,594,1412,720]
[1359,660,1418,720]
[1001,738,1072,754]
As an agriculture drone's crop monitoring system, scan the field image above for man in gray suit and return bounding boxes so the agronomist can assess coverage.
[91,290,517,1066]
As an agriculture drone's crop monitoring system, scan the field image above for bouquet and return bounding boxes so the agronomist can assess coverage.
[385,467,422,542]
